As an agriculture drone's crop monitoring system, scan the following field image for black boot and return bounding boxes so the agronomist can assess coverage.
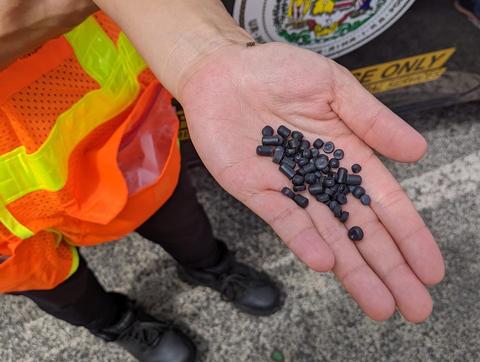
[92,294,196,362]
[177,240,283,316]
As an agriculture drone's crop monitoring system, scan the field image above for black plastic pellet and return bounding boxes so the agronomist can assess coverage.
[300,140,310,151]
[313,138,324,149]
[262,126,274,136]
[285,148,297,156]
[346,174,362,186]
[293,185,306,192]
[314,157,329,170]
[329,158,340,169]
[314,171,322,178]
[331,184,340,192]
[263,135,283,146]
[336,193,347,205]
[351,164,362,173]
[360,194,371,206]
[348,185,356,192]
[316,193,330,203]
[279,163,296,179]
[323,141,335,153]
[256,145,275,156]
[321,166,331,174]
[297,168,307,176]
[348,226,364,241]
[333,149,344,160]
[336,167,348,184]
[281,187,295,199]
[339,211,349,223]
[294,153,303,162]
[277,125,291,138]
[308,184,323,195]
[302,149,312,159]
[324,177,335,187]
[352,186,365,199]
[294,194,309,208]
[310,148,319,158]
[333,205,342,218]
[287,139,300,149]
[292,175,304,186]
[272,146,284,164]
[291,131,304,140]
[298,158,309,167]
[329,200,339,210]
[302,163,316,174]
[324,188,335,197]
[305,173,316,185]
[281,157,296,169]
[337,184,346,193]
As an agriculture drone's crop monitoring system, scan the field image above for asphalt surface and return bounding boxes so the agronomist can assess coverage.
[1,101,480,361]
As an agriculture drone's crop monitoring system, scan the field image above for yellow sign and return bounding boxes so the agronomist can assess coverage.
[352,48,456,93]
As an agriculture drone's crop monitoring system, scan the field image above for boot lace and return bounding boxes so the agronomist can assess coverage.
[219,266,262,302]
[121,320,171,347]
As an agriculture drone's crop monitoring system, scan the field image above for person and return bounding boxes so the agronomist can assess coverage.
[0,1,445,361]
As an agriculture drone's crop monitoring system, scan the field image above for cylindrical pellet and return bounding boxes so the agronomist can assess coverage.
[263,135,283,146]
[279,163,296,179]
[316,193,330,203]
[291,131,304,140]
[288,139,301,149]
[311,148,319,158]
[333,149,344,160]
[352,186,365,199]
[293,185,306,192]
[360,194,371,206]
[339,211,349,223]
[300,140,310,151]
[262,125,274,136]
[329,200,339,211]
[308,184,323,195]
[323,141,335,153]
[313,138,324,149]
[329,158,340,169]
[272,146,284,164]
[302,149,312,159]
[305,173,316,184]
[256,145,275,156]
[277,125,291,138]
[323,177,335,187]
[292,175,304,186]
[281,187,295,199]
[294,194,309,208]
[324,188,335,196]
[315,157,329,170]
[281,157,296,169]
[336,167,347,184]
[298,158,309,167]
[336,193,347,205]
[302,163,316,174]
[321,166,331,174]
[351,164,362,173]
[348,226,364,241]
[285,148,297,156]
[346,174,362,186]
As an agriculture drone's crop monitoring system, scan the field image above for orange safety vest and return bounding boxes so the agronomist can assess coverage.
[0,13,181,293]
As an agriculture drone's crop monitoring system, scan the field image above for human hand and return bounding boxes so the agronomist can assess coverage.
[178,42,445,323]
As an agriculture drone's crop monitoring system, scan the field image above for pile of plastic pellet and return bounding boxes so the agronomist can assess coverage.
[256,125,370,242]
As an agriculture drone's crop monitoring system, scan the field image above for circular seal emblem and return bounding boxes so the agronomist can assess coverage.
[234,0,416,59]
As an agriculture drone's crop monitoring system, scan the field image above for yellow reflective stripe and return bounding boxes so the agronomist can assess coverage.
[0,16,147,239]
[0,205,33,238]
[66,245,80,278]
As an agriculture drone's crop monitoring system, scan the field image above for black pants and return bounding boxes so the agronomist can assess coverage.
[17,169,222,331]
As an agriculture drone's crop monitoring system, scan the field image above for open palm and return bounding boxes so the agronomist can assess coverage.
[179,42,444,323]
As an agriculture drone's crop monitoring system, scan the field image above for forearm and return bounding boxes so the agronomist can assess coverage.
[0,0,98,69]
[93,0,253,99]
